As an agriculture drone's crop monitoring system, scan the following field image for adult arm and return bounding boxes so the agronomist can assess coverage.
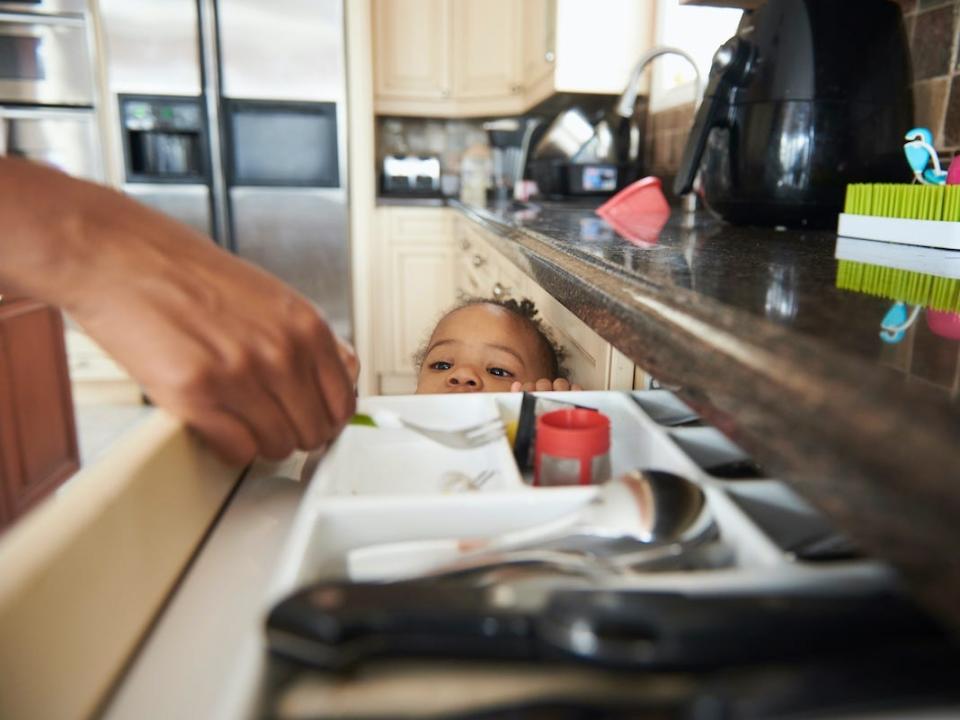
[0,157,357,464]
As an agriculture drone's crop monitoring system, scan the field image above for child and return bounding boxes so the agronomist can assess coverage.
[414,297,583,394]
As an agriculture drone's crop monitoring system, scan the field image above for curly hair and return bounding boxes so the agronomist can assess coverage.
[413,296,568,379]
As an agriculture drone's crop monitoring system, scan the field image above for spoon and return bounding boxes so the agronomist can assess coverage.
[420,469,718,580]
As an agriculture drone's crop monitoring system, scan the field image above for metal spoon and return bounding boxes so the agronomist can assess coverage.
[423,469,719,580]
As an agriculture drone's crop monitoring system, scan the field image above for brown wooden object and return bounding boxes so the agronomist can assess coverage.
[0,297,79,529]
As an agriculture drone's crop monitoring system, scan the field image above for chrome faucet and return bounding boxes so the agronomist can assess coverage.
[616,46,704,120]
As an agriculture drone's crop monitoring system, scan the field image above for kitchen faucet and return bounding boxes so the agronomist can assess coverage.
[616,46,704,120]
[615,46,704,211]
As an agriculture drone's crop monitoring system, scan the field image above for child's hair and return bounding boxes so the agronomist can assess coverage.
[414,296,567,378]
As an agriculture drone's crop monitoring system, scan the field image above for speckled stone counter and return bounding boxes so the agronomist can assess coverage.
[444,197,960,631]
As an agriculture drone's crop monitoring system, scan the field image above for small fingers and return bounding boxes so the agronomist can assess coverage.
[552,378,572,391]
[510,381,523,392]
[534,378,553,392]
[572,382,584,391]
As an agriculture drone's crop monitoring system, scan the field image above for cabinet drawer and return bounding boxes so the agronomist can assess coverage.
[385,207,454,243]
[526,287,611,390]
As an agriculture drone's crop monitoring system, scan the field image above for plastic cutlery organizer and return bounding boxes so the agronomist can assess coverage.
[268,391,895,601]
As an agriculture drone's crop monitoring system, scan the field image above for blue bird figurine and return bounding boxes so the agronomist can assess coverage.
[904,128,948,185]
[879,301,921,344]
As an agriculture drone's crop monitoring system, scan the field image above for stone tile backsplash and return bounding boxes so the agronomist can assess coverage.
[648,0,960,175]
[375,117,488,185]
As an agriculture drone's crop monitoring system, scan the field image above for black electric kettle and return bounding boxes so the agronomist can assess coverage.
[674,0,913,228]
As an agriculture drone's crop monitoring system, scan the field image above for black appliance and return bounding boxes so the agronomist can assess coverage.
[528,158,636,198]
[675,0,913,228]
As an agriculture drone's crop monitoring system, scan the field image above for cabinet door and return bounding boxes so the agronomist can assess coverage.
[451,0,521,100]
[455,222,498,300]
[524,285,612,391]
[0,300,78,529]
[522,0,555,93]
[376,208,457,394]
[386,244,456,376]
[373,0,451,100]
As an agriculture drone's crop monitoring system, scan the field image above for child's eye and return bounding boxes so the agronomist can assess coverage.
[429,361,452,371]
[488,367,514,378]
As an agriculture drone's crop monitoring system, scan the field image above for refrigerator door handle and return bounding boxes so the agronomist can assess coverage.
[197,0,230,249]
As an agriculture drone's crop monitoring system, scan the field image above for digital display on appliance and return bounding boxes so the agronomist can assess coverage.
[583,166,617,191]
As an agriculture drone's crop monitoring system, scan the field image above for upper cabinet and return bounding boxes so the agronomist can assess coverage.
[373,0,451,104]
[522,0,556,101]
[374,0,523,117]
[373,0,654,118]
[451,0,522,102]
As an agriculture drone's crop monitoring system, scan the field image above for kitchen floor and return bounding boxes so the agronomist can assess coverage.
[75,401,155,467]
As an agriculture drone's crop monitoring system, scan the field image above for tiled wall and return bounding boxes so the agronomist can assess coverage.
[375,116,488,193]
[896,0,960,151]
[647,0,960,176]
[644,102,695,178]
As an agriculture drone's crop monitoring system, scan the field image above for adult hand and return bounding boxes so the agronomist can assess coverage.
[509,378,583,392]
[0,158,357,465]
[67,214,358,466]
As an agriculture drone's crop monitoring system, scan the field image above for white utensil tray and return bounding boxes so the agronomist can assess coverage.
[269,392,894,602]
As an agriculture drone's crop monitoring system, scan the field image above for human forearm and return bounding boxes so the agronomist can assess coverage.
[0,156,358,463]
[0,157,99,304]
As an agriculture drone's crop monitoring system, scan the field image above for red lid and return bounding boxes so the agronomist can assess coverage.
[536,409,610,458]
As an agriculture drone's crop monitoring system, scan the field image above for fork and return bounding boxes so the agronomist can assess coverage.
[353,410,506,449]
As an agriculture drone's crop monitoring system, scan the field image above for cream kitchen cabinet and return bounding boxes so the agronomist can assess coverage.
[373,0,524,118]
[372,0,450,105]
[451,0,522,103]
[374,206,458,395]
[373,0,655,117]
[453,216,635,392]
[522,0,556,100]
[373,206,637,394]
[526,0,657,108]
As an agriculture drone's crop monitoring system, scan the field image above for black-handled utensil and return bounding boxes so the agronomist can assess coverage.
[267,580,945,672]
[267,581,536,670]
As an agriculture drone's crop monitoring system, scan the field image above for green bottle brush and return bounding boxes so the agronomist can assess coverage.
[837,183,960,251]
[843,183,960,221]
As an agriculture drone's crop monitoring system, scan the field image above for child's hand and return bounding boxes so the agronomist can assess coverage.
[510,378,583,392]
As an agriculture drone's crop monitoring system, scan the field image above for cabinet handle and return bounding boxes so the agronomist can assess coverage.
[510,84,521,94]
[472,254,486,268]
[460,237,471,251]
[492,282,509,298]
[441,88,451,97]
[544,50,555,63]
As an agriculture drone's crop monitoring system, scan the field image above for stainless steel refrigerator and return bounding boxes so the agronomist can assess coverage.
[97,0,352,340]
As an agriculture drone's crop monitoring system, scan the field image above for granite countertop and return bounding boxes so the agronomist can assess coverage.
[440,197,960,632]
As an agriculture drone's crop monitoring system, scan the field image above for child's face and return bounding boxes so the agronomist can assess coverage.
[415,303,553,394]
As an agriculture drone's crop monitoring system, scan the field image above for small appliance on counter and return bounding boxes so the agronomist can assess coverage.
[525,105,639,199]
[675,0,913,228]
[381,154,442,196]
